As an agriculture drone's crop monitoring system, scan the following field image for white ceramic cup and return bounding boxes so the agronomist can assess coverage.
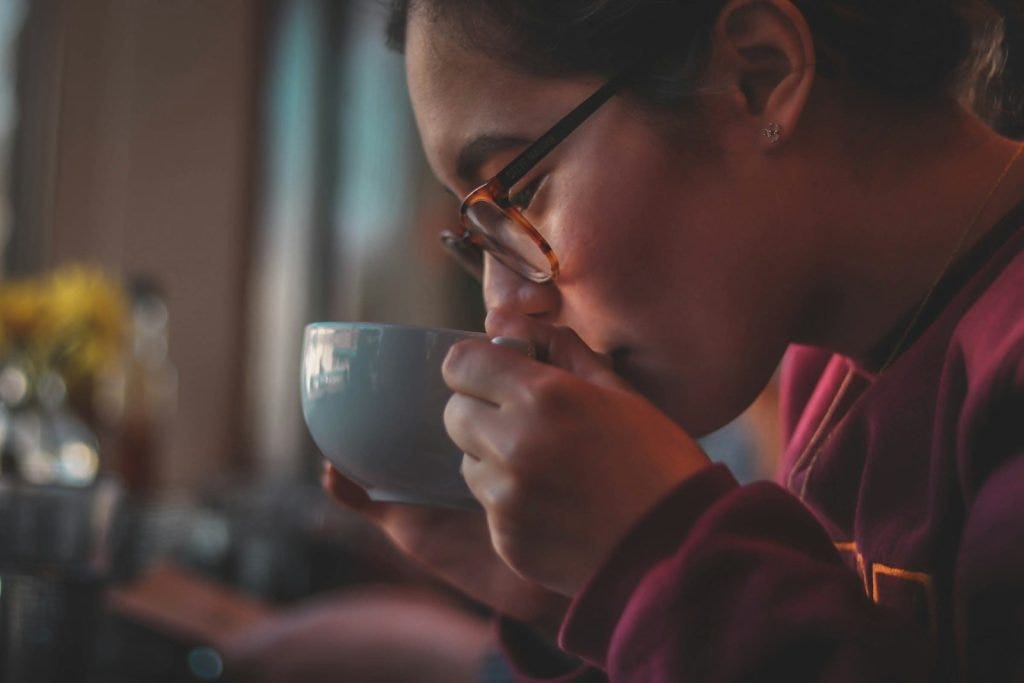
[301,322,492,507]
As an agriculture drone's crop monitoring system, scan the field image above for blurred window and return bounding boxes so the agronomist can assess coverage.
[245,0,331,480]
[245,0,478,480]
[0,0,26,274]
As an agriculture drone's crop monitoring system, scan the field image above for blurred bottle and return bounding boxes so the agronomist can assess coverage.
[95,276,178,495]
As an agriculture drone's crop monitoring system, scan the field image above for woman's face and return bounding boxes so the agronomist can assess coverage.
[405,14,807,435]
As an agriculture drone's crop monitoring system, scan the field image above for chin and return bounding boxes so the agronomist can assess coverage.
[612,350,735,438]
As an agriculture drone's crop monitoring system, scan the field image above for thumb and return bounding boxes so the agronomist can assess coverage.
[485,309,629,391]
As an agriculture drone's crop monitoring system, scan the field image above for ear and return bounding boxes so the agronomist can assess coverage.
[708,0,815,149]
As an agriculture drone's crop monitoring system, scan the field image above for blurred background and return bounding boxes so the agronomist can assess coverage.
[3,0,484,491]
[0,1,778,681]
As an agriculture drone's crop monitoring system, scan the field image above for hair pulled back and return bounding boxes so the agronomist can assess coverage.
[387,0,1024,137]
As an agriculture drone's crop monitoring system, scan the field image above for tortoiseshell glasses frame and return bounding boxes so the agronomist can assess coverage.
[440,68,634,283]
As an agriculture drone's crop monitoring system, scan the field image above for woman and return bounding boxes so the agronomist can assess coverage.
[325,0,1024,680]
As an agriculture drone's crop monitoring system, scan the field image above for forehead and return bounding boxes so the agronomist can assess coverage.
[404,12,598,191]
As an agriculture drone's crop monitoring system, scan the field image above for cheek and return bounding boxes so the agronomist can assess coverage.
[550,146,674,279]
[542,120,777,309]
[547,180,687,357]
[553,191,665,320]
[552,155,723,327]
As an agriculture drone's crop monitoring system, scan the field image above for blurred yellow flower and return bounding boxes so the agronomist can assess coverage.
[0,281,47,343]
[43,266,129,382]
[0,265,129,391]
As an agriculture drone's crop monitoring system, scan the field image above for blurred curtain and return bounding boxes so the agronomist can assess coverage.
[1,1,38,276]
[1,1,278,489]
[244,0,476,481]
[244,0,335,482]
[0,0,26,275]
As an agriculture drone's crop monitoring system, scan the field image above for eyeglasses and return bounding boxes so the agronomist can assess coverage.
[440,69,634,283]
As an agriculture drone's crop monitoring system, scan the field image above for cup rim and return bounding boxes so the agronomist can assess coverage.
[304,321,487,337]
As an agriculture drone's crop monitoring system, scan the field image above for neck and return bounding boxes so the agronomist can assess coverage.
[795,101,1024,362]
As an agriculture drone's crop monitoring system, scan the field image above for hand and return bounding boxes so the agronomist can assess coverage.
[322,464,569,636]
[444,309,711,596]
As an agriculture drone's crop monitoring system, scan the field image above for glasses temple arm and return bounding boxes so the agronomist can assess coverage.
[494,69,631,190]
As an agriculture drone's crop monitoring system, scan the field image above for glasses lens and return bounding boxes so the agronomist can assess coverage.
[464,200,554,281]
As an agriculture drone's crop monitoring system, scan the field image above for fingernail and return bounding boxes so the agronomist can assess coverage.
[490,336,537,359]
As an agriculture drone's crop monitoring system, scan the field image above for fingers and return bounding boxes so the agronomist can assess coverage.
[484,308,556,354]
[459,451,502,512]
[321,462,385,520]
[490,335,538,360]
[442,337,542,406]
[444,310,634,419]
[485,308,626,390]
[444,392,505,463]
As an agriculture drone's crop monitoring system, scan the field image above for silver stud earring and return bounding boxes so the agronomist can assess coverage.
[762,122,783,144]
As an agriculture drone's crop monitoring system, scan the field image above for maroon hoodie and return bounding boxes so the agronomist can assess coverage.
[499,201,1024,682]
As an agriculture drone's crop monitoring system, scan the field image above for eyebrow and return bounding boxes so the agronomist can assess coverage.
[455,134,532,187]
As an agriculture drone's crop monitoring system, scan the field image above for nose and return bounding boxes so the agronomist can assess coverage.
[482,253,559,318]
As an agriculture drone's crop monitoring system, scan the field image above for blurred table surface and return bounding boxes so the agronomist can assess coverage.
[0,474,414,683]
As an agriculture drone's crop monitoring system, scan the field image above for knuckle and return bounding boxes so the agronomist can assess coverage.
[494,474,526,511]
[497,473,528,505]
[472,468,522,515]
[441,339,475,380]
[473,482,502,511]
[460,464,481,499]
[442,393,464,432]
[501,434,542,478]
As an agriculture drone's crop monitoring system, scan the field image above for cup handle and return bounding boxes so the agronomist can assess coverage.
[490,336,540,360]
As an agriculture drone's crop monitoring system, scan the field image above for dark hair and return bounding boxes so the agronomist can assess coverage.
[386,0,1024,137]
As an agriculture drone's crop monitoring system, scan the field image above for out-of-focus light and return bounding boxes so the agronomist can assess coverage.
[59,441,99,483]
[187,646,224,681]
[0,366,28,405]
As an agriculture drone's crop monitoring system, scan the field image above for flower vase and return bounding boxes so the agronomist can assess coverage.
[0,362,101,487]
